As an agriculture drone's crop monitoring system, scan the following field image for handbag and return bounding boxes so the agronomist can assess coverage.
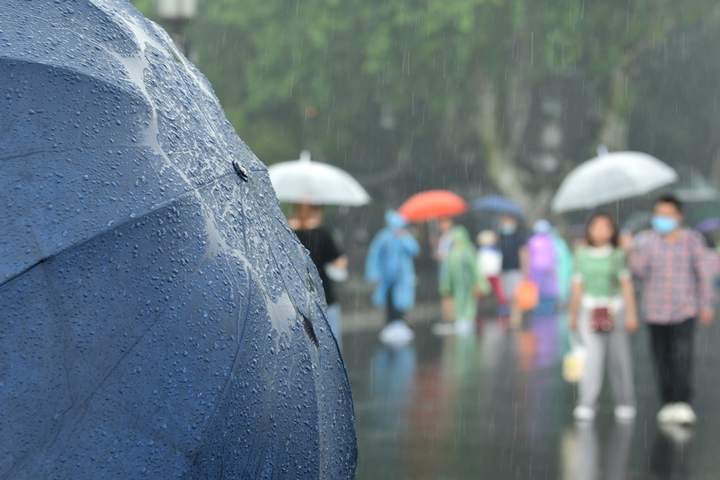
[590,306,614,332]
[515,279,539,312]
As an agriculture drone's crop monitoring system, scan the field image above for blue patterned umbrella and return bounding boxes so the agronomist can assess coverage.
[0,1,356,478]
[697,217,720,233]
[472,195,524,217]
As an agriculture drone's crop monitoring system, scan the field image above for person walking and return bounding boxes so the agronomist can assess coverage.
[434,226,489,335]
[496,214,529,321]
[569,213,638,423]
[366,210,420,346]
[289,203,348,348]
[628,195,715,425]
[434,217,455,263]
[434,216,457,330]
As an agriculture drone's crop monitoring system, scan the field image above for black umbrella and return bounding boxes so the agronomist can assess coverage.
[0,1,356,478]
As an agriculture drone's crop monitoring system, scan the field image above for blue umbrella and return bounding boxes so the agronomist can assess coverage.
[697,217,720,233]
[472,195,524,217]
[0,2,356,478]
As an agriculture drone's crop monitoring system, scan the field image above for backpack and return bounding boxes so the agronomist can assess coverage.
[529,234,556,272]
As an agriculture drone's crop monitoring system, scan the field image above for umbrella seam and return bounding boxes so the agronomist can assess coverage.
[0,169,240,289]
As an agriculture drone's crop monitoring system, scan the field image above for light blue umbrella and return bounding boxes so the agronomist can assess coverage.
[0,2,356,478]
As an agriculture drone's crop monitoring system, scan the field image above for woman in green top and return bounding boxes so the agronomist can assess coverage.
[569,213,639,423]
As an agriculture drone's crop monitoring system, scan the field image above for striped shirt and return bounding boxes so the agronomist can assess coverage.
[629,229,714,324]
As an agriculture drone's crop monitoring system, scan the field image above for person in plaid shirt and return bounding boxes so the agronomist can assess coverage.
[628,194,715,426]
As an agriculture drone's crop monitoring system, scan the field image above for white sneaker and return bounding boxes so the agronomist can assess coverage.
[380,321,414,346]
[614,405,637,423]
[657,403,678,424]
[673,403,697,425]
[432,322,457,336]
[573,406,595,422]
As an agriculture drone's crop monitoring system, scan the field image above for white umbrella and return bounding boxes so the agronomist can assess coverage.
[673,170,720,202]
[552,151,678,213]
[268,151,371,206]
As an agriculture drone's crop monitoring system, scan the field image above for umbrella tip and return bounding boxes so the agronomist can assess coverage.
[299,150,312,162]
[597,145,609,157]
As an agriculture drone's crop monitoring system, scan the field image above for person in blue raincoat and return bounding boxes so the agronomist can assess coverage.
[366,210,420,345]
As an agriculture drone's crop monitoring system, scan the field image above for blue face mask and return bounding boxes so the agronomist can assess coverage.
[652,216,678,235]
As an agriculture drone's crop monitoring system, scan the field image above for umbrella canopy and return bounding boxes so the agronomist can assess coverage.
[472,195,524,217]
[398,190,468,223]
[269,151,370,206]
[0,2,356,478]
[552,151,678,213]
[697,217,720,233]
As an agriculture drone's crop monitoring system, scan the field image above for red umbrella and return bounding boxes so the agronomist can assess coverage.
[398,190,468,223]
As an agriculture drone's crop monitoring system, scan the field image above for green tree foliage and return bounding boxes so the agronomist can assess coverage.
[135,0,720,214]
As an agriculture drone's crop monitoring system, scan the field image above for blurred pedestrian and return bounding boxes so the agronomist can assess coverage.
[289,203,348,348]
[628,194,715,425]
[434,217,455,262]
[528,220,559,300]
[366,210,420,346]
[433,226,489,336]
[569,212,638,423]
[551,228,574,306]
[496,214,529,319]
[434,216,456,326]
[476,230,505,304]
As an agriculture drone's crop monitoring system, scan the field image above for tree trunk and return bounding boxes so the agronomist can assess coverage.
[468,0,551,219]
[473,69,533,216]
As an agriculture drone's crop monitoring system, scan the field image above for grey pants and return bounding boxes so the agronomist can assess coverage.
[578,305,635,409]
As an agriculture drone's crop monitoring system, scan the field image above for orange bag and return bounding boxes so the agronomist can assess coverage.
[515,279,539,312]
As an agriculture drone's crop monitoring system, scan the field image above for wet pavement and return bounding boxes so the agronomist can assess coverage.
[343,304,720,479]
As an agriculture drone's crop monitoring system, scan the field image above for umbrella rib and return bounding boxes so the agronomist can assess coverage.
[0,169,238,289]
[0,145,165,163]
[0,54,146,106]
[5,283,181,475]
[4,198,257,472]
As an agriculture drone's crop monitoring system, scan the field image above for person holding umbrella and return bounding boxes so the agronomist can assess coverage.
[289,204,349,348]
[569,212,638,423]
[366,210,421,345]
[270,150,372,349]
[627,194,715,425]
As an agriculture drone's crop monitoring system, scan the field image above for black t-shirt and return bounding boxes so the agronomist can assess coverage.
[294,226,342,305]
[498,230,528,271]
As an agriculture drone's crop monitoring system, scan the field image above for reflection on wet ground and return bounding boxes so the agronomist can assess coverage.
[343,304,720,479]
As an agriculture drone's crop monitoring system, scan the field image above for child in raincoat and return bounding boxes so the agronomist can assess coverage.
[366,210,420,345]
[477,230,505,304]
[434,226,489,335]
